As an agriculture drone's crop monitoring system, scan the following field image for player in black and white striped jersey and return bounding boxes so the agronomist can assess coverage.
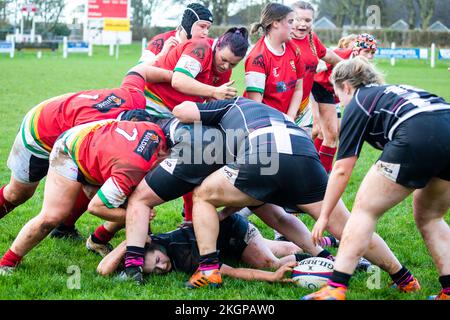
[173,96,415,290]
[305,57,450,300]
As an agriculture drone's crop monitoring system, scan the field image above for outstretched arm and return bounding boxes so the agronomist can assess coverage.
[322,49,343,67]
[220,261,296,283]
[172,72,237,100]
[128,62,173,84]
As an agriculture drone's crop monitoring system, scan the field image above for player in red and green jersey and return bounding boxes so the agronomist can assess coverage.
[144,27,249,118]
[0,62,172,235]
[0,119,168,274]
[244,3,305,120]
[290,1,342,139]
[139,3,213,63]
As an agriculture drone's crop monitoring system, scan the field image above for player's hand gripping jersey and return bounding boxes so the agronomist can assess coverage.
[21,72,147,158]
[59,120,166,208]
[244,37,305,114]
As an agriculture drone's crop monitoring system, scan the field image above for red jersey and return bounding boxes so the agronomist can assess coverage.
[145,39,214,110]
[291,32,327,111]
[244,37,305,114]
[314,48,353,92]
[146,30,178,56]
[63,120,166,208]
[29,73,146,153]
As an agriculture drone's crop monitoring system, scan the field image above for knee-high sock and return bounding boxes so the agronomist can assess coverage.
[183,192,193,222]
[61,190,90,228]
[319,145,337,174]
[0,185,17,219]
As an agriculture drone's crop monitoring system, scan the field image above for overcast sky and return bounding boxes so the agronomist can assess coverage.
[63,0,304,26]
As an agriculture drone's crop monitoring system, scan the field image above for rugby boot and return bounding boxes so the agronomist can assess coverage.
[86,234,113,257]
[50,223,83,241]
[302,285,347,300]
[391,277,421,293]
[428,290,450,300]
[186,268,222,289]
[118,266,144,285]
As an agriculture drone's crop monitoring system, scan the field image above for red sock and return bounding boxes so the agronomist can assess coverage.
[319,145,337,174]
[62,190,90,228]
[0,185,17,219]
[0,249,22,267]
[183,192,193,222]
[93,225,115,244]
[314,138,323,153]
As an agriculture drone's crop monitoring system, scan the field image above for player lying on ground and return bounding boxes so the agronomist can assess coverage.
[172,97,419,290]
[98,214,308,283]
[0,118,168,275]
[0,62,172,239]
[112,116,339,283]
[303,57,450,300]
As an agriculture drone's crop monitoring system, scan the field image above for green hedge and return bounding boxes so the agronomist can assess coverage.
[134,26,450,48]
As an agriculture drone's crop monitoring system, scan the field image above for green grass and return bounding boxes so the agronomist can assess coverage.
[0,44,449,300]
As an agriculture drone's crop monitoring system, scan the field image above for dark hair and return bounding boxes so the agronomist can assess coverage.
[120,109,159,123]
[216,27,249,57]
[251,3,293,35]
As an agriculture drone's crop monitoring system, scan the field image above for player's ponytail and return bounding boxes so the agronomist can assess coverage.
[251,3,293,35]
[331,56,385,89]
[217,27,249,57]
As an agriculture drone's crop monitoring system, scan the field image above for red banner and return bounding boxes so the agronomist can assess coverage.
[88,0,128,19]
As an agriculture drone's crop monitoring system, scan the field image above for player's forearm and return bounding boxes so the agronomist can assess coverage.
[220,264,277,282]
[172,72,215,98]
[320,158,355,220]
[144,67,173,83]
[323,49,342,66]
[88,196,126,223]
[97,240,127,276]
[287,80,303,120]
[245,91,263,103]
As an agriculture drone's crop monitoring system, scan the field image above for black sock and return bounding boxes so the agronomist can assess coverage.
[439,275,450,291]
[90,233,103,244]
[199,251,219,267]
[295,253,312,262]
[317,249,334,260]
[329,270,352,288]
[125,246,145,268]
[390,266,413,286]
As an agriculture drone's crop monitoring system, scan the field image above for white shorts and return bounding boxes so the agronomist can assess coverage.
[7,133,50,184]
[49,138,80,182]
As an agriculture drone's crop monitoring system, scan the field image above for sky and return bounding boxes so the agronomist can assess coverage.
[63,0,304,26]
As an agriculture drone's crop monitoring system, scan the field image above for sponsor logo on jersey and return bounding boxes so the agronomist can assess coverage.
[191,47,205,60]
[276,81,288,93]
[152,38,164,52]
[273,67,280,77]
[93,94,125,113]
[252,54,265,68]
[134,130,160,161]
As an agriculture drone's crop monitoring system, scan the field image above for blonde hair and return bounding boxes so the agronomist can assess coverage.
[331,57,385,89]
[291,1,317,57]
[251,3,293,35]
[338,34,357,49]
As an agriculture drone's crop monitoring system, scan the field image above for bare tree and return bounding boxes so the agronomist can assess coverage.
[418,0,435,29]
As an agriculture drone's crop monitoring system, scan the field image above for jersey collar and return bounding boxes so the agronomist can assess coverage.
[264,36,286,56]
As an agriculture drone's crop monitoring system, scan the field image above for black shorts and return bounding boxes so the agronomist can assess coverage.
[218,214,255,261]
[312,82,335,104]
[224,153,328,210]
[377,110,450,189]
[145,124,226,201]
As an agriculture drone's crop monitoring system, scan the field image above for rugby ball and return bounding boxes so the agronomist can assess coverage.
[292,257,334,290]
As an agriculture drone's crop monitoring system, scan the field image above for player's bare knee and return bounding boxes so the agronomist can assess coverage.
[4,185,35,205]
[39,214,63,233]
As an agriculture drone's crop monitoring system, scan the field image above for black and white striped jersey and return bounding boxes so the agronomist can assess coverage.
[196,97,317,157]
[337,84,449,160]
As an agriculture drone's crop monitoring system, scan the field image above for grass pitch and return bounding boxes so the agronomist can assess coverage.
[0,44,449,300]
